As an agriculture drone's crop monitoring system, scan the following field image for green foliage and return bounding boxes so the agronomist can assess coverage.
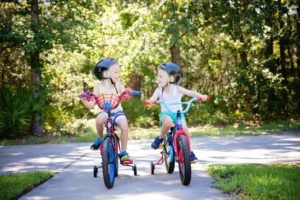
[1,0,299,135]
[208,164,300,200]
[122,98,159,127]
[0,88,33,139]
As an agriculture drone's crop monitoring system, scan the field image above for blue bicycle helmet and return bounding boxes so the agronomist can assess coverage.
[93,57,118,80]
[159,62,183,84]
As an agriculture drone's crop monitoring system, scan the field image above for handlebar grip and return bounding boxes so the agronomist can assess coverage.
[78,92,90,98]
[144,100,157,106]
[131,91,141,96]
[197,96,210,102]
[207,96,211,102]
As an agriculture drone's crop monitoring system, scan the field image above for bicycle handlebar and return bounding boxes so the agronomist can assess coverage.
[144,96,210,114]
[79,88,141,110]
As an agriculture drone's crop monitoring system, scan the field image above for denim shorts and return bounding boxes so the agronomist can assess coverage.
[99,110,126,126]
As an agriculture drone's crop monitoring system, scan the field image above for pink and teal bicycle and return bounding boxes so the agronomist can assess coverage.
[145,97,209,185]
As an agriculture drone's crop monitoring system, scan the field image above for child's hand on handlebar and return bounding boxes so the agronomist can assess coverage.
[144,100,157,106]
[78,92,94,101]
[197,95,210,102]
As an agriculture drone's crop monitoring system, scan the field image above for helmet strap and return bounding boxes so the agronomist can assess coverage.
[110,78,119,94]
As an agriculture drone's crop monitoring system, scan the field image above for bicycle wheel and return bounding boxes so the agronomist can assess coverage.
[163,137,175,174]
[114,154,119,177]
[102,138,116,189]
[113,137,119,177]
[177,134,191,185]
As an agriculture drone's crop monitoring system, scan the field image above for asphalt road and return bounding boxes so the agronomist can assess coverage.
[1,133,299,200]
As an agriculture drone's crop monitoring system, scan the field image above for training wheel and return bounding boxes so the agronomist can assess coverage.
[151,162,155,175]
[93,165,98,178]
[133,164,137,176]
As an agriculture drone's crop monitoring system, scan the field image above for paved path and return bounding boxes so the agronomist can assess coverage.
[1,133,299,200]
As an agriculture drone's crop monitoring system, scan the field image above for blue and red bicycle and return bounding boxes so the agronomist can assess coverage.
[79,89,140,189]
[145,97,209,185]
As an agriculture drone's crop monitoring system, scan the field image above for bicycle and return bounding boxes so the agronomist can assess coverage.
[145,97,209,185]
[79,88,141,189]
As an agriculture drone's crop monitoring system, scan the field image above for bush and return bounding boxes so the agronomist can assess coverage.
[122,98,159,127]
[0,88,33,139]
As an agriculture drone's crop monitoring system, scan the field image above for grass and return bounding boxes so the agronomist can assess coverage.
[190,121,300,137]
[0,171,55,200]
[1,120,299,145]
[208,164,300,200]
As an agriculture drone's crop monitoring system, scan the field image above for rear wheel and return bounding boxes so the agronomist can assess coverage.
[93,165,98,178]
[164,138,175,174]
[177,135,191,185]
[151,162,155,175]
[114,155,118,177]
[114,138,119,177]
[133,164,137,176]
[102,138,116,189]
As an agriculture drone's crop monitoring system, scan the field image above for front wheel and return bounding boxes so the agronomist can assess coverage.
[177,135,191,186]
[102,138,116,189]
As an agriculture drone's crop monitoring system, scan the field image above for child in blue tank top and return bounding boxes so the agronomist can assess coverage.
[146,62,209,161]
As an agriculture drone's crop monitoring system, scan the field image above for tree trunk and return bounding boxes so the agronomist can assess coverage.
[170,44,182,67]
[31,0,43,136]
[239,51,248,67]
[277,0,290,118]
[297,0,300,79]
[129,73,141,92]
[264,0,276,73]
[278,0,287,81]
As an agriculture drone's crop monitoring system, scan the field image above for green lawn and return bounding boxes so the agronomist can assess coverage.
[0,171,55,200]
[208,164,300,200]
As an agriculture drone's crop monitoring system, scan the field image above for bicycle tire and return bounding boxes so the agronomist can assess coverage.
[114,136,119,177]
[102,138,115,189]
[177,134,191,185]
[164,138,175,174]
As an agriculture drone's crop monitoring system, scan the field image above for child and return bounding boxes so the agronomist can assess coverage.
[146,62,208,161]
[81,57,132,163]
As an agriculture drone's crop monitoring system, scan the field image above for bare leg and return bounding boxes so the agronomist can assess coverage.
[117,117,128,152]
[182,120,189,136]
[95,113,108,138]
[160,116,173,138]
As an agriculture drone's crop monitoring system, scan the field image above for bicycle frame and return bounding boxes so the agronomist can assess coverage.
[148,97,209,185]
[157,98,198,159]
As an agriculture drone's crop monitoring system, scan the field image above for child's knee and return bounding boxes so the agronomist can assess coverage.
[96,114,107,124]
[118,118,128,131]
[162,117,173,127]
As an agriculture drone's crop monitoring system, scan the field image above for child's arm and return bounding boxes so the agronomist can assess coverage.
[80,85,99,109]
[177,86,208,100]
[119,83,126,93]
[81,98,95,109]
[147,88,159,103]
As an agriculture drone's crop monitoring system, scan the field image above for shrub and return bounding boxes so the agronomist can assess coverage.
[0,88,33,139]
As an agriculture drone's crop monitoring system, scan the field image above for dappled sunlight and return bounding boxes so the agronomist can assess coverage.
[191,135,300,164]
[0,143,90,175]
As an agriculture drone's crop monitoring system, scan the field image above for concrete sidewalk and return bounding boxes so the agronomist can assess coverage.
[1,133,299,200]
